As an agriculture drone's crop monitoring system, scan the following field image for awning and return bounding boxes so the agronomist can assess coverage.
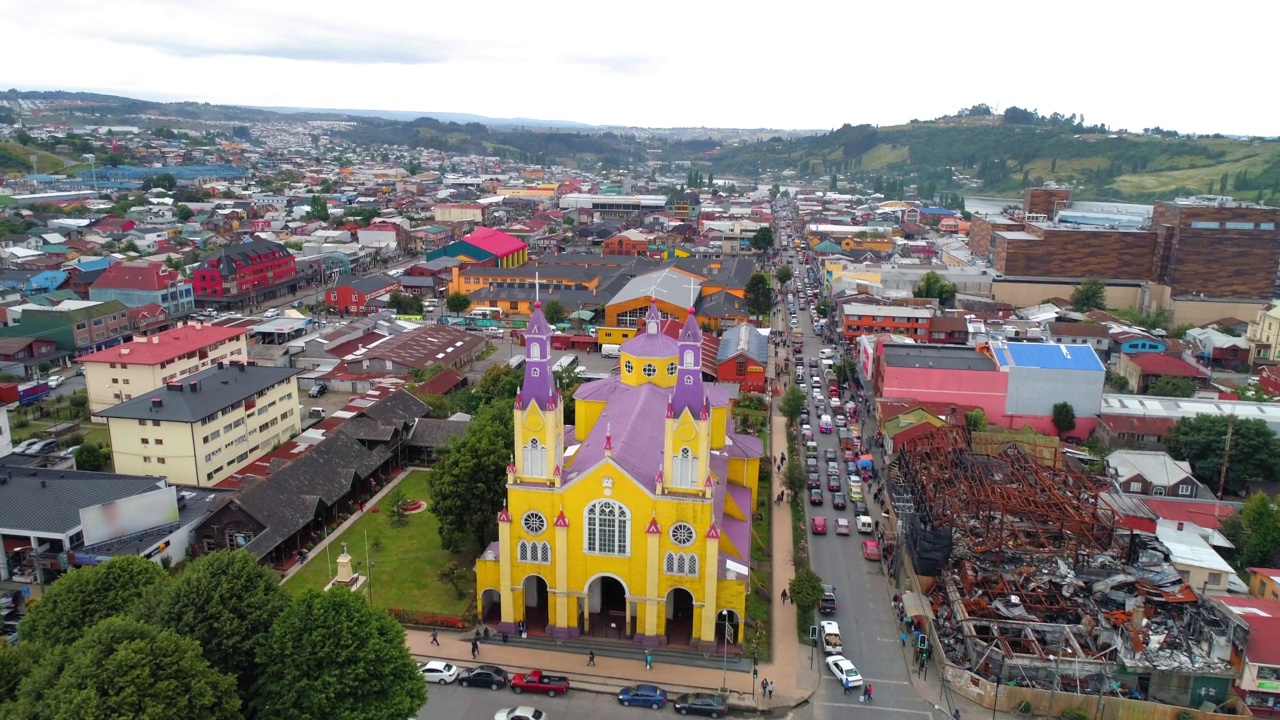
[900,591,931,620]
[569,310,595,320]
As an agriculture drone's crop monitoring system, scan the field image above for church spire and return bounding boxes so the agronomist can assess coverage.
[521,274,555,404]
[670,304,706,417]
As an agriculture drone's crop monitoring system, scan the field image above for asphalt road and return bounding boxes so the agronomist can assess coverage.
[416,684,694,720]
[776,251,950,720]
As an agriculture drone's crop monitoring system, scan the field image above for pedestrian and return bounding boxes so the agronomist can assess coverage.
[901,632,907,646]
[768,680,775,699]
[781,588,789,604]
[645,653,653,671]
[588,651,596,666]
[502,632,509,643]
[470,640,478,659]
[843,678,852,695]
[761,678,768,697]
[866,684,873,702]
[430,629,440,646]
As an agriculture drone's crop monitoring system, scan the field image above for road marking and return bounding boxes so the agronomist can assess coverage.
[823,676,910,685]
[814,702,935,716]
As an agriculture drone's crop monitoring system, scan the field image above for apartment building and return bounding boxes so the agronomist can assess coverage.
[98,362,300,487]
[80,323,249,417]
[840,302,934,341]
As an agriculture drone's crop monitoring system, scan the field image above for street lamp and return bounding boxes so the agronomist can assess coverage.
[1046,655,1060,718]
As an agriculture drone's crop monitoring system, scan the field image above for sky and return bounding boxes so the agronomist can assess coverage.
[1,0,1276,136]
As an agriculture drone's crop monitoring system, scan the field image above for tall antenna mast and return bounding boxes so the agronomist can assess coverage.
[535,271,540,304]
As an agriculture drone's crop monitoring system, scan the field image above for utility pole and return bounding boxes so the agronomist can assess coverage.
[1216,412,1235,501]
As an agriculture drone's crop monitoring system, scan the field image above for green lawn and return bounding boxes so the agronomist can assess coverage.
[745,448,773,662]
[284,470,473,616]
[12,415,110,449]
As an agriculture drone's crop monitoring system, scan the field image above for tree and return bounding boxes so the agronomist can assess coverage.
[437,561,469,599]
[1147,376,1197,398]
[73,443,105,471]
[912,271,957,307]
[749,227,774,253]
[964,409,987,432]
[1051,402,1076,437]
[444,291,471,316]
[35,362,51,377]
[19,555,168,649]
[775,266,793,287]
[149,551,290,708]
[252,589,425,720]
[829,174,838,191]
[542,299,568,325]
[744,273,773,319]
[1220,492,1280,569]
[175,204,195,221]
[780,387,806,425]
[14,616,241,720]
[387,487,409,528]
[0,641,31,706]
[426,401,514,552]
[813,300,833,319]
[788,567,824,615]
[1069,278,1107,312]
[307,195,329,221]
[1165,414,1280,495]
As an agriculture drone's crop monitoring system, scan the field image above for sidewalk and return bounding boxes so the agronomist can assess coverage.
[406,629,758,708]
[277,467,415,584]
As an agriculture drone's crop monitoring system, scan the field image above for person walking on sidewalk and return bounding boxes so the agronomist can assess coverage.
[760,678,768,697]
[645,653,653,671]
[470,639,479,659]
[781,588,789,604]
[587,651,595,666]
[767,680,775,699]
[430,629,439,646]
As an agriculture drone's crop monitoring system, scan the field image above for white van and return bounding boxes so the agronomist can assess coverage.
[600,344,621,358]
[819,348,835,360]
[552,355,579,373]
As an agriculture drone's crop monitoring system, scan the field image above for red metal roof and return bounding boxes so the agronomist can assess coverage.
[80,322,246,365]
[463,227,528,258]
[92,261,185,291]
[1096,414,1176,436]
[1124,352,1210,378]
[1141,497,1235,530]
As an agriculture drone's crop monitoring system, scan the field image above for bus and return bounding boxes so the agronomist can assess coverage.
[467,307,505,320]
[506,356,526,371]
[552,355,579,374]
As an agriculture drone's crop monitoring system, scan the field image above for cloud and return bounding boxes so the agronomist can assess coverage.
[141,36,450,65]
[566,54,660,75]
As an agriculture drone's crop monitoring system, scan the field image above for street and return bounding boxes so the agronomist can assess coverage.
[771,211,951,720]
[417,684,689,720]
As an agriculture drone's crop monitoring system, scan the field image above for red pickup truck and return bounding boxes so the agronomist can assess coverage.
[510,669,571,697]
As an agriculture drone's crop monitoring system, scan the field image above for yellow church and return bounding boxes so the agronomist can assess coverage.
[475,299,764,650]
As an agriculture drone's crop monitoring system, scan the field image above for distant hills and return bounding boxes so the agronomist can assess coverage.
[251,106,596,129]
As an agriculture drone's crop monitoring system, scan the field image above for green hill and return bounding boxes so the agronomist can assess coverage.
[0,141,71,174]
[708,113,1280,203]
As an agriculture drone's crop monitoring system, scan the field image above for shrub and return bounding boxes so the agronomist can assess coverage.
[1061,709,1088,720]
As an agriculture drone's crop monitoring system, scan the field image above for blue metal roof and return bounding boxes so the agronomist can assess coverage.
[992,342,1104,372]
[919,207,957,216]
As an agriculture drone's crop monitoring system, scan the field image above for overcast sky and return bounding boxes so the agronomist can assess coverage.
[2,0,1274,135]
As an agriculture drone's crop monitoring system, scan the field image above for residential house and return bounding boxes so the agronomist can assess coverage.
[97,363,301,487]
[347,324,486,375]
[1106,450,1204,498]
[80,323,249,417]
[1116,352,1211,394]
[0,337,65,377]
[432,203,485,224]
[841,302,933,341]
[1249,569,1280,602]
[326,274,401,315]
[1047,321,1111,358]
[191,239,300,310]
[1154,521,1240,594]
[1213,595,1280,717]
[1248,303,1280,364]
[89,260,194,317]
[602,229,651,256]
[0,300,132,355]
[713,323,769,392]
[1095,414,1174,450]
[1111,330,1167,355]
[698,291,752,330]
[1184,326,1251,371]
[926,316,971,345]
[0,269,67,296]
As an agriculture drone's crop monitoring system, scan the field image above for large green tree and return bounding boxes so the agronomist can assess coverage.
[1051,402,1076,436]
[542,299,568,325]
[149,551,291,709]
[912,270,957,307]
[1146,376,1197,398]
[779,386,806,425]
[445,291,471,316]
[775,266,793,287]
[1165,414,1280,495]
[0,641,31,706]
[1220,491,1280,569]
[744,272,774,319]
[307,195,329,221]
[426,400,515,552]
[750,227,774,253]
[1068,278,1107,312]
[19,555,168,649]
[13,616,241,720]
[252,590,425,720]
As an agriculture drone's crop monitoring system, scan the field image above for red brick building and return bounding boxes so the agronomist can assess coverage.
[326,275,401,315]
[191,239,300,309]
[713,323,768,392]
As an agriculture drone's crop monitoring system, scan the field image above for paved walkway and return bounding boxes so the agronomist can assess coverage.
[277,467,416,584]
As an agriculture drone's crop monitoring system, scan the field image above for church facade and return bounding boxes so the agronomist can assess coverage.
[474,300,763,649]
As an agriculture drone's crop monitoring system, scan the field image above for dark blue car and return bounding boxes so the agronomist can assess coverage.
[617,683,668,709]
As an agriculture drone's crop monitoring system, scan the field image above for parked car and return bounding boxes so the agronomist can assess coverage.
[264,308,280,318]
[74,365,85,376]
[28,439,60,455]
[292,300,305,309]
[811,516,827,535]
[459,665,509,689]
[818,593,838,614]
[671,692,728,718]
[510,669,570,697]
[493,708,545,720]
[419,660,459,684]
[308,383,328,398]
[617,683,668,709]
[45,375,63,389]
[862,540,881,560]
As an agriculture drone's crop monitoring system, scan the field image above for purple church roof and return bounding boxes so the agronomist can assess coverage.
[621,299,679,359]
[565,382,670,491]
[670,306,706,419]
[519,301,556,405]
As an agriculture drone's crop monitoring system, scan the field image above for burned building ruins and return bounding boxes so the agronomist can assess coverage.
[889,426,1243,710]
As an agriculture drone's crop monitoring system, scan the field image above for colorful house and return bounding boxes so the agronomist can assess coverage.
[326,274,401,315]
[714,323,769,392]
[426,227,529,269]
[475,300,763,649]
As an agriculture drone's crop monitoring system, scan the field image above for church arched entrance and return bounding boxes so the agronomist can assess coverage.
[521,575,548,634]
[665,587,695,647]
[715,609,741,648]
[480,588,502,626]
[585,574,631,639]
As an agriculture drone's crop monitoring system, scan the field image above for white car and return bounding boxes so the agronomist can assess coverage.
[826,655,864,687]
[419,660,459,685]
[264,308,280,318]
[46,375,63,389]
[494,708,546,720]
